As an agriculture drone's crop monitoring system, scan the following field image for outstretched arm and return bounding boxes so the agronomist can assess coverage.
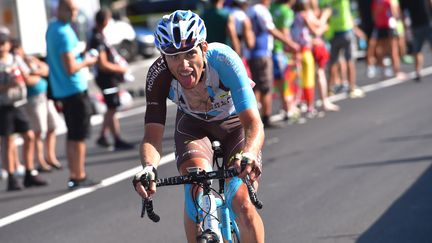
[140,123,165,169]
[237,108,264,180]
[135,123,165,198]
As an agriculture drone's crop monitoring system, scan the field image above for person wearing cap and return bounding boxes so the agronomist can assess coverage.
[0,32,48,191]
[132,10,265,242]
[45,0,98,189]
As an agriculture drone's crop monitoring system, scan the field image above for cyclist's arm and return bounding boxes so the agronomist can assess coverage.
[140,123,164,168]
[238,108,264,159]
[141,57,171,168]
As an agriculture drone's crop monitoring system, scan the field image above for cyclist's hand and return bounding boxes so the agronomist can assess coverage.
[234,153,262,181]
[132,166,157,199]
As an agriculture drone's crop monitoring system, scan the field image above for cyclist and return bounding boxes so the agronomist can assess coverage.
[133,10,265,243]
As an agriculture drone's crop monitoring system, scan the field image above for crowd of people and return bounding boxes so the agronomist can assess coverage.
[0,0,134,191]
[0,0,431,194]
[204,0,431,127]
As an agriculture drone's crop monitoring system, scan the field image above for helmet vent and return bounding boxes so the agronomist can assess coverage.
[187,20,195,31]
[159,28,169,39]
[186,32,193,45]
[173,27,181,45]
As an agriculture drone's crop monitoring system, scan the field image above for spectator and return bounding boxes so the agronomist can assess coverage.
[202,0,240,50]
[399,0,432,81]
[45,0,98,189]
[89,8,134,150]
[320,0,365,99]
[310,0,340,112]
[227,0,255,70]
[270,0,303,121]
[11,40,63,173]
[0,32,48,191]
[291,0,327,118]
[371,0,404,79]
[247,0,299,128]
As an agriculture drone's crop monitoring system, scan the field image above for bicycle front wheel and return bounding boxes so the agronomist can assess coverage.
[231,230,240,243]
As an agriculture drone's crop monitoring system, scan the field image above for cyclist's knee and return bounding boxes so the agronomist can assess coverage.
[231,185,258,227]
[178,158,212,175]
[235,200,258,228]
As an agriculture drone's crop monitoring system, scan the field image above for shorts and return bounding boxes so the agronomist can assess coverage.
[0,105,31,136]
[248,56,273,94]
[312,42,329,69]
[329,30,355,65]
[174,111,257,169]
[412,25,432,54]
[24,93,59,136]
[102,89,121,109]
[272,52,288,80]
[60,91,92,141]
[371,27,398,39]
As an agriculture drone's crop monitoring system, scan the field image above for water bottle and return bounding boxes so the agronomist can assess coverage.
[200,194,222,242]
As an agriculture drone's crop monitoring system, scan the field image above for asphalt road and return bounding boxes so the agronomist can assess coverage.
[1,55,432,243]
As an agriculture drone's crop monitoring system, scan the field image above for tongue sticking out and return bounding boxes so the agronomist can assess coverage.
[179,74,195,89]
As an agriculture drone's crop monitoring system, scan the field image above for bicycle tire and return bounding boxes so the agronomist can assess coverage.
[197,229,219,243]
[231,229,240,243]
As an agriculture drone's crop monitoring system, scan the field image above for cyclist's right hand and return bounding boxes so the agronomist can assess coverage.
[132,165,158,199]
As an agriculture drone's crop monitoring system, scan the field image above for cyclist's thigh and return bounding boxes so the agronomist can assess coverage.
[207,116,244,166]
[175,111,213,170]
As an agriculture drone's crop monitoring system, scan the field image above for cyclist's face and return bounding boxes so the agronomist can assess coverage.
[165,42,208,89]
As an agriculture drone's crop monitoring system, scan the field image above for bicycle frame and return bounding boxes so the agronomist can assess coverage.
[214,196,240,242]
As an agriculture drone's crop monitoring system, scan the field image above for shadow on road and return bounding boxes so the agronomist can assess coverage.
[356,164,432,243]
[382,133,432,143]
[337,155,432,169]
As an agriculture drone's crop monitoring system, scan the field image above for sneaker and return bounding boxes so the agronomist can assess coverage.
[14,164,25,177]
[384,67,394,78]
[349,87,365,99]
[263,120,285,129]
[96,136,112,148]
[414,73,422,82]
[367,65,377,78]
[1,169,8,180]
[67,177,98,190]
[114,139,134,150]
[23,170,48,188]
[402,55,413,64]
[7,175,22,191]
[305,108,325,119]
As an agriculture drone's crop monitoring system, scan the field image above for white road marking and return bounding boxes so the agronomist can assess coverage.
[0,67,430,228]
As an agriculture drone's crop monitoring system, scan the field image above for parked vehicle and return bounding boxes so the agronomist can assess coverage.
[133,25,157,58]
[103,17,138,62]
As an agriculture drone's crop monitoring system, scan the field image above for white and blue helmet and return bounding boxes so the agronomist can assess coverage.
[154,10,207,55]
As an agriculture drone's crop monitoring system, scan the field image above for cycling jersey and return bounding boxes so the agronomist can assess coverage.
[145,43,256,124]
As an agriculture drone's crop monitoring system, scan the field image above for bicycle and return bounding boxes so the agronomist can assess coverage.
[138,141,263,243]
